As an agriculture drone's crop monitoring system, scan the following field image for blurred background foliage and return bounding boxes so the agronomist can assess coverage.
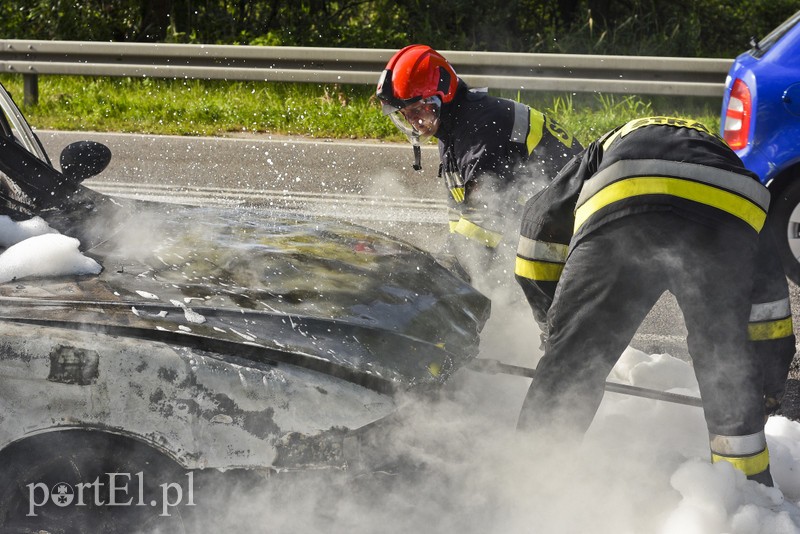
[0,0,797,57]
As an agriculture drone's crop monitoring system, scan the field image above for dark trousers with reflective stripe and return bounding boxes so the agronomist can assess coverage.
[749,228,796,406]
[518,212,769,479]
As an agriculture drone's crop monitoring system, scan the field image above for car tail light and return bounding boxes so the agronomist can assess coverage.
[723,78,752,150]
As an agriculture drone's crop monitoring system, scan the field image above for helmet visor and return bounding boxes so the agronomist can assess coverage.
[388,97,442,142]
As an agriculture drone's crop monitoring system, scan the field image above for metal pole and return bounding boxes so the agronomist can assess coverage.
[467,358,703,407]
[23,74,38,106]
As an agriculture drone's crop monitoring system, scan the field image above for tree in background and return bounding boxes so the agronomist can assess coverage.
[0,0,797,58]
[544,0,800,56]
[0,0,141,41]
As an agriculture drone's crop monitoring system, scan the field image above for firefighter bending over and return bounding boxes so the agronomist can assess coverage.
[376,45,583,275]
[515,116,796,486]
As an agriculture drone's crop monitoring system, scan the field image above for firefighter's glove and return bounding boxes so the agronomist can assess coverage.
[764,395,782,417]
[534,318,549,352]
[763,373,787,416]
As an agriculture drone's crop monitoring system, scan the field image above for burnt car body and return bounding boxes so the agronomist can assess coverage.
[0,82,490,530]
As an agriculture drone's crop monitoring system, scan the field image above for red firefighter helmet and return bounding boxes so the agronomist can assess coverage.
[376,45,458,113]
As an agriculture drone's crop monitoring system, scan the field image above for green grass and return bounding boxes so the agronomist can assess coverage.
[0,74,722,146]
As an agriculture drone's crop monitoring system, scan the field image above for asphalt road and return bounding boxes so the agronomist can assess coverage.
[38,130,800,418]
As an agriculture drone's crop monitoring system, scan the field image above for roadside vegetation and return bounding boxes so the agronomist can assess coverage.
[0,74,722,147]
[2,2,789,144]
[1,1,795,59]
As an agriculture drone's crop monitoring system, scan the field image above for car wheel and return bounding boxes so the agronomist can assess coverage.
[768,179,800,285]
[0,430,188,533]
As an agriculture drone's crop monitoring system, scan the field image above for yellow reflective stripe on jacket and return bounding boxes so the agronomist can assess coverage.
[574,177,768,233]
[545,116,574,148]
[748,317,794,341]
[450,186,466,203]
[711,449,770,477]
[526,109,545,155]
[451,217,502,248]
[515,237,568,281]
[602,116,718,150]
[447,209,459,232]
[510,102,545,156]
[576,160,770,211]
[515,256,564,281]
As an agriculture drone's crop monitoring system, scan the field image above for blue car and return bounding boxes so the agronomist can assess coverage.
[721,10,800,282]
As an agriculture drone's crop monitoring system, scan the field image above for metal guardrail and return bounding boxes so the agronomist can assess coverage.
[0,39,733,105]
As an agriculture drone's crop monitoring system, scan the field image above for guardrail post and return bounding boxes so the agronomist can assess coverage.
[23,74,39,106]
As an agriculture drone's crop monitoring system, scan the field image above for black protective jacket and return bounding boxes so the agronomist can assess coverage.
[436,81,583,250]
[515,116,796,406]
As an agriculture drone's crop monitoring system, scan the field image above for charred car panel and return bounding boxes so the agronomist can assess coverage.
[0,320,396,471]
[0,81,490,485]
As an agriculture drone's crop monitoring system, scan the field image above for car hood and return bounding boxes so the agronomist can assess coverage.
[0,188,490,393]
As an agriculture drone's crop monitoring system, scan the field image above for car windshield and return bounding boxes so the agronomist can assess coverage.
[753,10,800,58]
[0,88,49,164]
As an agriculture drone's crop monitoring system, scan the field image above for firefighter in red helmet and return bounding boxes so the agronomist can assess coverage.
[377,45,583,276]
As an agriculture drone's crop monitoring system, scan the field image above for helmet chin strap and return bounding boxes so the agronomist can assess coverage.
[412,135,422,171]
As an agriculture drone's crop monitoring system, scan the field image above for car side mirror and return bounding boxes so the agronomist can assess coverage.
[59,141,112,183]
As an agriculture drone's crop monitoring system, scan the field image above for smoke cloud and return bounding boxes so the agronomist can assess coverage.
[169,172,800,534]
[5,172,795,533]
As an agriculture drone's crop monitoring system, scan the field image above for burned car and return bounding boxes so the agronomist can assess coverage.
[0,82,490,531]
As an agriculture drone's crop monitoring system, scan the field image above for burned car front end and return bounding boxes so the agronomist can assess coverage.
[0,82,490,530]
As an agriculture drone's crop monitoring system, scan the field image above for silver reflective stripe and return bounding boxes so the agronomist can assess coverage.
[517,236,568,262]
[750,298,792,322]
[576,159,770,212]
[444,167,465,190]
[709,431,767,456]
[510,102,529,144]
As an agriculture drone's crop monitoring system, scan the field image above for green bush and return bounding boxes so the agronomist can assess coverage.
[1,1,796,57]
